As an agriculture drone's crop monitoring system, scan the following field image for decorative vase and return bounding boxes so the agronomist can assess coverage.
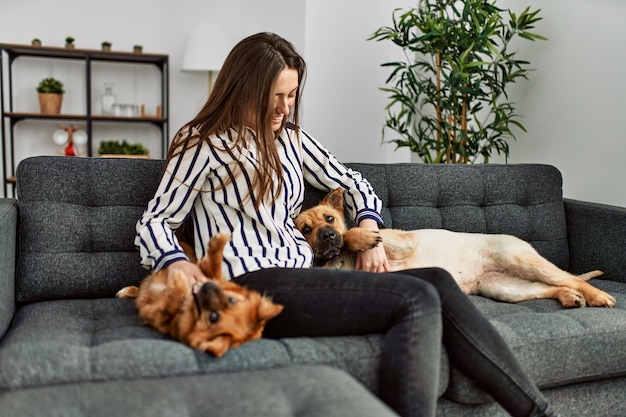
[38,93,63,114]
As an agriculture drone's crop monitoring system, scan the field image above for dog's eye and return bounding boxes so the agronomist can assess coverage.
[208,311,220,324]
[227,296,237,304]
[302,226,311,235]
[325,215,334,223]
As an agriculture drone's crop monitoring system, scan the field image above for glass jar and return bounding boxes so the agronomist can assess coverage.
[102,82,115,115]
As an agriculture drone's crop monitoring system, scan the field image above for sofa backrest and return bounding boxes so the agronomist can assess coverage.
[304,162,569,270]
[16,156,164,303]
[16,156,568,303]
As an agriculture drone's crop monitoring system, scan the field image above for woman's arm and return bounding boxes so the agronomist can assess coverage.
[298,128,389,272]
[135,140,211,272]
[299,128,384,227]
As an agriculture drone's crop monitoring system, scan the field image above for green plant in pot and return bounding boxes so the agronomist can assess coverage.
[36,77,65,114]
[98,140,149,158]
[369,0,546,163]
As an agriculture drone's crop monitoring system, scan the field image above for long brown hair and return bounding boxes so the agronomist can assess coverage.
[167,32,307,207]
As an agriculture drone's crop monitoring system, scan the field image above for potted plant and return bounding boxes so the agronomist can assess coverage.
[98,140,149,158]
[101,41,112,52]
[65,36,75,49]
[369,0,546,163]
[36,77,65,114]
[31,38,42,47]
[133,45,143,54]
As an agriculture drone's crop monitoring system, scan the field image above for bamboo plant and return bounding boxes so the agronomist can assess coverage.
[369,0,546,163]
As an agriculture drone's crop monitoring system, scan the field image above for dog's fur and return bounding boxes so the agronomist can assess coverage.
[294,188,616,308]
[117,234,283,356]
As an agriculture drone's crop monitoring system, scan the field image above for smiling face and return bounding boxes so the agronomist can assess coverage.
[245,67,299,133]
[270,67,299,132]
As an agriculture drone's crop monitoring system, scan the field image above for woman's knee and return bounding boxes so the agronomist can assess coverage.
[393,274,442,316]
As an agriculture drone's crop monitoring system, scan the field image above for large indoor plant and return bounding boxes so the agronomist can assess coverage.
[369,0,546,163]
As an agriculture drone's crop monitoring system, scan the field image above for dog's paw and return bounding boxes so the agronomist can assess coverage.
[558,288,586,308]
[344,228,382,252]
[586,290,617,308]
[116,286,139,299]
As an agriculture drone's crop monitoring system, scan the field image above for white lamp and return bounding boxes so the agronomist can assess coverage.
[181,23,236,93]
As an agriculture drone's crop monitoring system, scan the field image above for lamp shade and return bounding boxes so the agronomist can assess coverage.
[182,24,236,72]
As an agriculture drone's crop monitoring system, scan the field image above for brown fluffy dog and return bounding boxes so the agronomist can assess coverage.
[294,188,616,308]
[117,234,283,356]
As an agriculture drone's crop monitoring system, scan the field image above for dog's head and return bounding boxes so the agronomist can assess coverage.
[294,188,348,265]
[139,233,283,357]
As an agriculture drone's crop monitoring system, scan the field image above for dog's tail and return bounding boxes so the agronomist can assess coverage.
[116,286,140,298]
[578,270,604,281]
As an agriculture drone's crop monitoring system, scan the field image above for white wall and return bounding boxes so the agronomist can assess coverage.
[1,0,624,207]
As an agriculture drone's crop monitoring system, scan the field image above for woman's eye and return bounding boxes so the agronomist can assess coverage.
[208,311,220,324]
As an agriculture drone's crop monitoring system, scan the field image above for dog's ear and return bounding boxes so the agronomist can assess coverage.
[322,188,345,211]
[198,233,229,280]
[201,335,232,357]
[257,297,284,321]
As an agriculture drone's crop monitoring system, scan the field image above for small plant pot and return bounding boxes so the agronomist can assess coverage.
[102,45,111,52]
[38,93,63,114]
[133,45,143,54]
[31,39,42,47]
[65,43,75,49]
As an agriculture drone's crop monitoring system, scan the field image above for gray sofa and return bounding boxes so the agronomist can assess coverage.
[0,156,624,417]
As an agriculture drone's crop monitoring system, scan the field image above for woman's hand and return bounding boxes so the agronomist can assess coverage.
[355,219,390,273]
[166,260,206,289]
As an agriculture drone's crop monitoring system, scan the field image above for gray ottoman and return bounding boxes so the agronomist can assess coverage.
[0,365,399,417]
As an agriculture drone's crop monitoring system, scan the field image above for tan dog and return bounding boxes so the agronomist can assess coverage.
[294,188,616,308]
[117,234,283,356]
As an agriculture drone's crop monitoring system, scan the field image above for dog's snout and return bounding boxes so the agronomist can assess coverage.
[198,282,229,311]
[319,228,337,242]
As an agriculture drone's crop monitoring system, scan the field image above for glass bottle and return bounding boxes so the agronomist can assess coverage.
[102,82,115,115]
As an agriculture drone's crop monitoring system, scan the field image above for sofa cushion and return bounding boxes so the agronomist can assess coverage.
[15,156,164,303]
[446,279,626,404]
[0,365,400,417]
[0,298,388,392]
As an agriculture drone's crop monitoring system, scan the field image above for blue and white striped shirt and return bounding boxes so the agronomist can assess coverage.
[135,123,384,280]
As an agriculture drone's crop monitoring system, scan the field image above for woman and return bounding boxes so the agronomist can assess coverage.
[136,32,557,417]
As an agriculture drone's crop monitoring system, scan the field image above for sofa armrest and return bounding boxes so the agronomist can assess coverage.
[564,198,626,283]
[0,198,17,338]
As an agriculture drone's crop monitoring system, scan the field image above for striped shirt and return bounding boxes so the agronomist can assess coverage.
[135,123,384,280]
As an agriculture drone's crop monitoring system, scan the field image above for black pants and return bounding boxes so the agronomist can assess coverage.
[234,267,554,417]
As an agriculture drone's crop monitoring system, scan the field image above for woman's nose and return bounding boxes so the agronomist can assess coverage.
[276,97,290,115]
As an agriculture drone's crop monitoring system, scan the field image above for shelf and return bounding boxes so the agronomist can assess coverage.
[0,43,167,64]
[1,43,169,197]
[4,112,88,121]
[4,112,167,124]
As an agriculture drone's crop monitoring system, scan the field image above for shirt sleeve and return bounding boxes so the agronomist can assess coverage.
[135,135,211,271]
[299,128,384,226]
